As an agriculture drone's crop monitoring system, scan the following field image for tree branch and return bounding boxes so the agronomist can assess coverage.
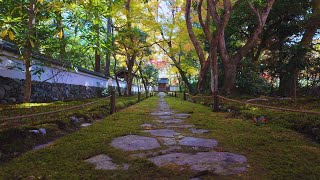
[208,0,220,24]
[247,1,262,26]
[198,0,212,41]
[186,0,206,64]
[232,0,276,64]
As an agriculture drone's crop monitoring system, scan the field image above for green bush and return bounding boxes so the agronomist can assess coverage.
[236,59,272,96]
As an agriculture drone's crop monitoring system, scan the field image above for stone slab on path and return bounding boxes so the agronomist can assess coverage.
[190,128,210,134]
[150,112,173,116]
[158,115,172,119]
[148,152,248,175]
[166,124,195,128]
[130,146,182,159]
[111,135,161,151]
[106,91,248,176]
[174,113,191,119]
[179,137,218,148]
[154,119,184,124]
[85,154,129,170]
[81,123,92,127]
[162,119,184,124]
[158,137,177,146]
[143,129,180,137]
[140,124,155,130]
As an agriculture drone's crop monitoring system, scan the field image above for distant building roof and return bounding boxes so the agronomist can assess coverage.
[115,68,129,78]
[158,78,169,84]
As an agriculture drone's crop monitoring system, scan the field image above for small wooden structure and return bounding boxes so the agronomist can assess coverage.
[115,68,129,79]
[158,78,169,92]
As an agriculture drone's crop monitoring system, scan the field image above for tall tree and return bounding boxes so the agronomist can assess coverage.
[105,17,112,76]
[23,0,36,102]
[281,0,320,97]
[210,0,276,94]
[186,0,219,109]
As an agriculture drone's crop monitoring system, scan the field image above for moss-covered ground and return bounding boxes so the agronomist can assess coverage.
[0,95,319,179]
[0,95,144,162]
[184,94,320,143]
[165,96,320,179]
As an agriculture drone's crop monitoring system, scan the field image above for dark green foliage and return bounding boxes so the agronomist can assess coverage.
[237,59,271,96]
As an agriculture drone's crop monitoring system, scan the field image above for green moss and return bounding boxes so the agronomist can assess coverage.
[165,96,320,179]
[0,95,142,162]
[187,95,320,142]
[0,97,193,179]
[1,96,319,179]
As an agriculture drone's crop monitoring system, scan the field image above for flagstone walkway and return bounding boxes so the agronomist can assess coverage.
[85,93,249,177]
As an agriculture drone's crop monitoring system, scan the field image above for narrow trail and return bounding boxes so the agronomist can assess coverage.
[85,93,249,178]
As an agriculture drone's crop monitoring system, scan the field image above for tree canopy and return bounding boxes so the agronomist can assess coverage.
[1,0,319,102]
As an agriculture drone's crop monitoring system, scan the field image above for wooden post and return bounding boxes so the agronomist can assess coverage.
[183,91,186,100]
[174,92,177,97]
[110,89,115,115]
[150,93,152,97]
[213,91,219,111]
[138,92,141,102]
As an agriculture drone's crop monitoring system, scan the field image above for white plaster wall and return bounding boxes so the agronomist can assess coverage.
[169,86,179,92]
[0,51,144,93]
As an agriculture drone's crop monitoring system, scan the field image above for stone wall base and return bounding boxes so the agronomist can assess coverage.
[0,76,106,104]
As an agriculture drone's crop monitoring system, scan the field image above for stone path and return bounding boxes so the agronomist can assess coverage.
[85,92,249,177]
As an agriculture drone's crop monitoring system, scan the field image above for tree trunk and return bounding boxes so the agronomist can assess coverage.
[280,0,320,97]
[23,0,35,102]
[138,67,148,94]
[94,24,100,72]
[95,50,100,72]
[209,39,219,111]
[197,60,209,93]
[278,71,295,97]
[126,75,133,96]
[186,0,208,94]
[105,51,110,76]
[214,0,275,94]
[105,17,112,76]
[178,68,194,93]
[57,8,65,61]
[222,63,237,95]
[24,57,32,102]
[112,55,122,96]
[290,0,320,97]
[126,54,135,96]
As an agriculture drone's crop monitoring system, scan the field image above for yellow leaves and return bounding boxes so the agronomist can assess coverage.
[120,61,127,68]
[55,30,64,39]
[59,29,63,39]
[170,66,179,74]
[92,0,99,6]
[9,31,15,40]
[186,67,198,75]
[1,29,8,38]
[38,0,44,4]
[183,42,194,51]
[30,40,35,48]
[1,29,15,41]
[80,0,84,3]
